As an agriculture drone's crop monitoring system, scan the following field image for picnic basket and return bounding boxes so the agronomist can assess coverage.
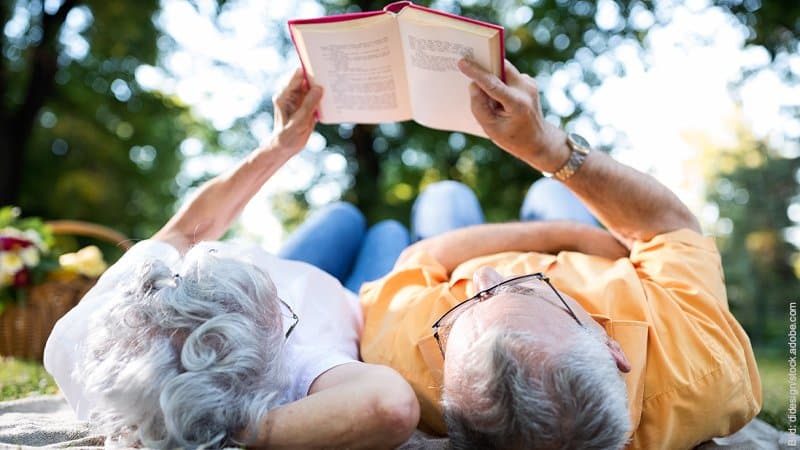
[0,220,131,361]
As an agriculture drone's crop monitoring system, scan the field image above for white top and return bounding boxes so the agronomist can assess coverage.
[43,239,363,420]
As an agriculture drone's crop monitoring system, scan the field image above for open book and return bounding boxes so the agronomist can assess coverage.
[289,1,504,138]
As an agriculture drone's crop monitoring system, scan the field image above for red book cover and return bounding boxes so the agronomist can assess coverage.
[289,2,504,79]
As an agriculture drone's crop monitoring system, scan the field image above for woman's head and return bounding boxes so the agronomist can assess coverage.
[81,246,288,449]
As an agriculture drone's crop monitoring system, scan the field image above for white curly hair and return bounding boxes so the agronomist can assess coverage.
[80,246,288,449]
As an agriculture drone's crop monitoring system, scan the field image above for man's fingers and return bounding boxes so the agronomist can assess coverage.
[503,60,523,82]
[457,59,515,106]
[468,82,496,124]
[503,60,540,98]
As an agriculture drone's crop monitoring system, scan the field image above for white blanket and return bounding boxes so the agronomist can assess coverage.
[0,395,791,449]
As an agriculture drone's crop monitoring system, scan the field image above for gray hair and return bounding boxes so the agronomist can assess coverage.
[81,247,288,449]
[442,326,630,450]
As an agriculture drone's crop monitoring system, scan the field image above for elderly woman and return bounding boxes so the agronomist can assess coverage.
[43,69,419,449]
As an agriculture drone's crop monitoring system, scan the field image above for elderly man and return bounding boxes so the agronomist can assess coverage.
[358,59,761,449]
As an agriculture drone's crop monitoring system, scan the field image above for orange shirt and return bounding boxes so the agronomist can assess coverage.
[359,229,761,449]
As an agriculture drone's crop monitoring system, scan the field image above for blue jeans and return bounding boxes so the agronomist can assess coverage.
[411,178,598,240]
[278,203,410,293]
[280,178,597,292]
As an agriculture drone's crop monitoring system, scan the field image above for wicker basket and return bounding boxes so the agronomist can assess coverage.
[0,221,130,361]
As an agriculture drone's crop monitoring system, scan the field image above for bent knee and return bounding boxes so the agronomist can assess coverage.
[419,180,474,200]
[369,219,409,238]
[324,202,366,226]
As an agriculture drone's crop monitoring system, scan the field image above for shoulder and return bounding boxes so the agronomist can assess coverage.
[630,228,721,264]
[359,258,456,375]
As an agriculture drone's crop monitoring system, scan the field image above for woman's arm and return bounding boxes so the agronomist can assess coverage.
[398,221,628,273]
[153,69,322,253]
[244,362,420,449]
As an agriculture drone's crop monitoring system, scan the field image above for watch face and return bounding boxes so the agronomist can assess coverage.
[568,133,591,152]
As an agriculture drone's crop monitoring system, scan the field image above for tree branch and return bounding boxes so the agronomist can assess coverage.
[12,0,80,134]
[352,124,380,216]
[1,0,80,205]
[0,1,12,115]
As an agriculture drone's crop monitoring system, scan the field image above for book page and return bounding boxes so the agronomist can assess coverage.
[291,14,412,124]
[397,7,501,137]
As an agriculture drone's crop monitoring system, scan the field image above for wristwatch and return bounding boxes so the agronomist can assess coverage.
[544,133,591,181]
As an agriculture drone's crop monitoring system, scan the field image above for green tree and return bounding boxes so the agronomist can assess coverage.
[706,137,800,347]
[269,0,799,229]
[1,0,219,239]
[2,0,797,239]
[277,0,651,226]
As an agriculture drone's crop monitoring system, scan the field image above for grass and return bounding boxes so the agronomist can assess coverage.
[755,349,791,431]
[0,356,59,401]
[0,350,792,431]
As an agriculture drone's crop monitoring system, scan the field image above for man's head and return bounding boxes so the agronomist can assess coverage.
[81,245,289,449]
[439,267,631,449]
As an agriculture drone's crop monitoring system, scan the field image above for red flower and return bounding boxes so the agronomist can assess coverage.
[0,236,34,251]
[12,268,30,288]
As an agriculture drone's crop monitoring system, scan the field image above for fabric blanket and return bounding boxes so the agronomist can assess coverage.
[0,395,792,449]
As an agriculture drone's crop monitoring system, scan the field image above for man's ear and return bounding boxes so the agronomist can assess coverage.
[606,338,631,373]
[472,266,505,291]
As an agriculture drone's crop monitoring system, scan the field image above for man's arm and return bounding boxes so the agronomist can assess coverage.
[152,69,322,253]
[457,59,700,248]
[398,221,628,273]
[244,362,419,449]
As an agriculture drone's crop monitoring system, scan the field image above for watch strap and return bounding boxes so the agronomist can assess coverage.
[545,133,591,181]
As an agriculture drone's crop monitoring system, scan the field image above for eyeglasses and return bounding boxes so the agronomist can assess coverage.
[280,299,299,339]
[431,273,583,357]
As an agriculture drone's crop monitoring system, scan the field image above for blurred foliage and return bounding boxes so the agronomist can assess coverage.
[280,0,653,225]
[0,356,58,400]
[271,0,800,228]
[717,0,800,58]
[1,0,798,262]
[1,0,221,242]
[756,351,792,430]
[703,132,800,347]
